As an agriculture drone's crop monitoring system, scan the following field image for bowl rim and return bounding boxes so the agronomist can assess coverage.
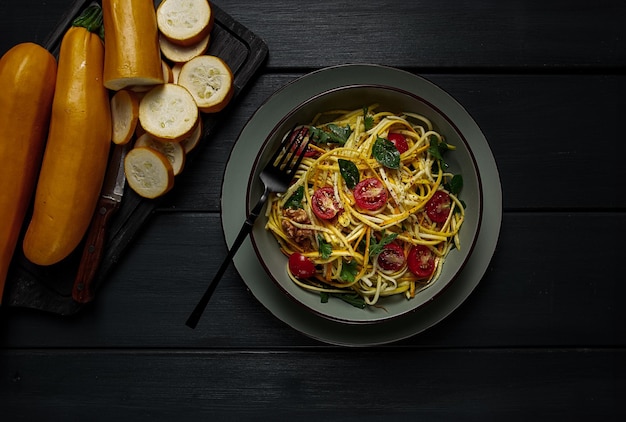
[247,83,484,325]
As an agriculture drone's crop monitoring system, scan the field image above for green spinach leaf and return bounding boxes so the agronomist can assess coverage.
[338,159,360,189]
[428,136,452,170]
[283,185,304,209]
[309,124,352,145]
[372,137,400,169]
[444,174,464,196]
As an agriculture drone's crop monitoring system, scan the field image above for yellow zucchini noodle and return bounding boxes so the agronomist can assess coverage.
[264,105,465,308]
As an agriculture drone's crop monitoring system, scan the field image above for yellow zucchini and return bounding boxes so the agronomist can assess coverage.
[102,0,164,91]
[0,43,57,301]
[23,6,112,266]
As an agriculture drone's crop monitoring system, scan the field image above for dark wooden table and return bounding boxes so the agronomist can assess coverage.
[1,0,624,419]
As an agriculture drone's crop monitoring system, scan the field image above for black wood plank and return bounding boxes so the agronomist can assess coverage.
[2,212,624,348]
[1,349,624,419]
[3,0,625,70]
[0,1,71,52]
[1,1,624,419]
[162,72,626,211]
[213,0,626,70]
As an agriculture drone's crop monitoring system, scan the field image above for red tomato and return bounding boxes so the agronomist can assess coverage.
[353,178,388,211]
[425,191,451,223]
[407,245,436,279]
[387,133,408,154]
[288,252,316,278]
[377,243,406,272]
[311,187,342,220]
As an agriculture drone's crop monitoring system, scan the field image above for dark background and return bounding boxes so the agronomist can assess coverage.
[1,0,624,419]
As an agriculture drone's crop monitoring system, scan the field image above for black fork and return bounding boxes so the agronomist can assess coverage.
[186,126,310,329]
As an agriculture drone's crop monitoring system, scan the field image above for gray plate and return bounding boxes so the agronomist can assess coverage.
[221,64,502,346]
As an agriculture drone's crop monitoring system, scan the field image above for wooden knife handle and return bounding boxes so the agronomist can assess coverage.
[72,197,119,304]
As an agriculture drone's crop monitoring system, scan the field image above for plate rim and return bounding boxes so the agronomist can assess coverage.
[246,82,485,324]
[221,63,502,346]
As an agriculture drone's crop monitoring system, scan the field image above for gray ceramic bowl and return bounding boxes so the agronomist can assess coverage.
[248,84,483,324]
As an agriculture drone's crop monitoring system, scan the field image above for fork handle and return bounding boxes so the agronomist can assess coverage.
[185,189,269,329]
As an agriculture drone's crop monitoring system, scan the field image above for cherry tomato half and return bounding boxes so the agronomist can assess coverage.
[425,191,451,223]
[377,243,406,272]
[387,132,409,154]
[407,245,436,279]
[353,177,388,211]
[311,186,342,220]
[288,252,316,278]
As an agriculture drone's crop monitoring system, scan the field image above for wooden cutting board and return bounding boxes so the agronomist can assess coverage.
[2,0,268,315]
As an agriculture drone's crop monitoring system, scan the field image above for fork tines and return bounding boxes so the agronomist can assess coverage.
[272,125,309,174]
